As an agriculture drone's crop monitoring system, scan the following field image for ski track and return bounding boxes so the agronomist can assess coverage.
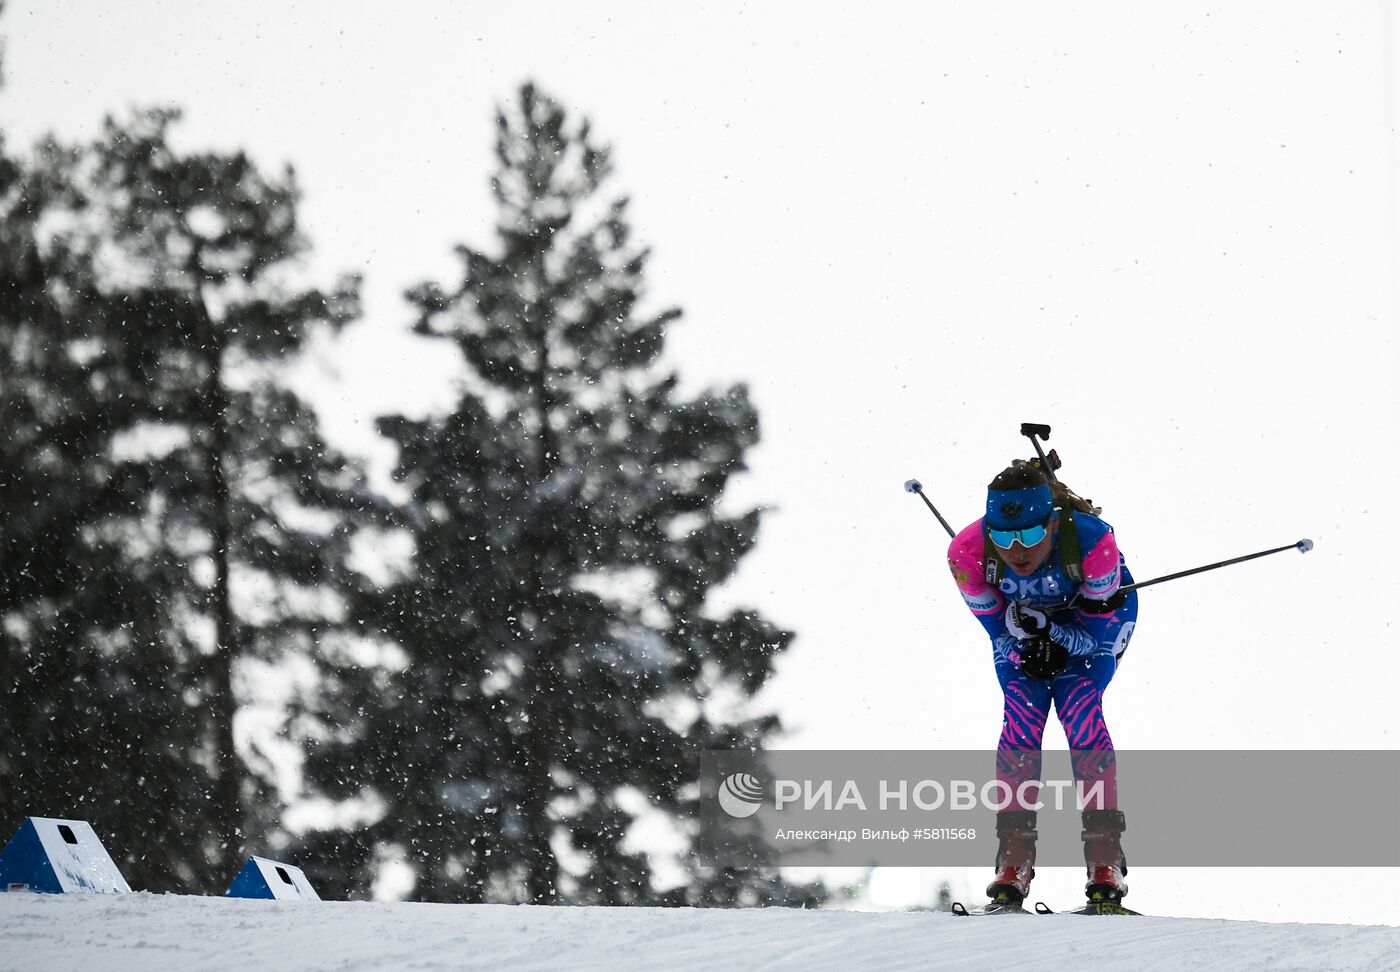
[2,893,1399,971]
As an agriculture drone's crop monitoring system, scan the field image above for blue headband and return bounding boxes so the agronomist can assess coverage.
[985,483,1055,530]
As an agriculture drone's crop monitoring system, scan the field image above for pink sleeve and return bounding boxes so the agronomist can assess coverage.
[947,519,1004,617]
[1078,530,1122,601]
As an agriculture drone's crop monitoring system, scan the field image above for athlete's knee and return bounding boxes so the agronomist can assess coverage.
[1053,680,1112,748]
[1000,712,1048,749]
[1064,708,1115,753]
[1001,688,1050,743]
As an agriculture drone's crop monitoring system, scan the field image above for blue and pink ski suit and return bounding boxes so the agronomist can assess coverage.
[947,512,1138,810]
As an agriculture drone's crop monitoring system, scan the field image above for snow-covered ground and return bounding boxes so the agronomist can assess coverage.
[3,893,1398,971]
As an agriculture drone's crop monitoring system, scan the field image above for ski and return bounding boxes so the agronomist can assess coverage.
[1032,900,1143,916]
[951,900,1030,917]
[951,893,1030,917]
[955,897,1144,916]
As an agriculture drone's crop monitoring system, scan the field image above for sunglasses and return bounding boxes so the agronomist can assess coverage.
[988,518,1053,550]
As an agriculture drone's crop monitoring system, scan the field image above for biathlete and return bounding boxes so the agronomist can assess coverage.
[946,459,1138,907]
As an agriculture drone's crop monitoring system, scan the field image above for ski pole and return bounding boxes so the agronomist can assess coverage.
[903,479,956,539]
[1119,538,1314,595]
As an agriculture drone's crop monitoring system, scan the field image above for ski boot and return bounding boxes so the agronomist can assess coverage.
[984,809,1037,911]
[1080,808,1132,914]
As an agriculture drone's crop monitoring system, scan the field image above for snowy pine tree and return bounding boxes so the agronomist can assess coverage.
[0,93,212,895]
[0,107,372,891]
[302,83,808,905]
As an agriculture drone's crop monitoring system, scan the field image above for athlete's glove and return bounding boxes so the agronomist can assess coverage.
[1076,589,1128,616]
[1018,637,1069,680]
[1005,601,1049,641]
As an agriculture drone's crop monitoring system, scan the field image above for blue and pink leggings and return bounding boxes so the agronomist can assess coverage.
[995,652,1121,812]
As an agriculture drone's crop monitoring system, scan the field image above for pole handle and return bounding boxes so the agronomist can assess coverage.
[904,478,956,539]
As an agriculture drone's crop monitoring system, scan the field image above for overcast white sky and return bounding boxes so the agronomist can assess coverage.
[2,1,1398,923]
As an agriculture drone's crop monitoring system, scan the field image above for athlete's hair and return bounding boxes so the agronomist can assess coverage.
[989,459,1102,516]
